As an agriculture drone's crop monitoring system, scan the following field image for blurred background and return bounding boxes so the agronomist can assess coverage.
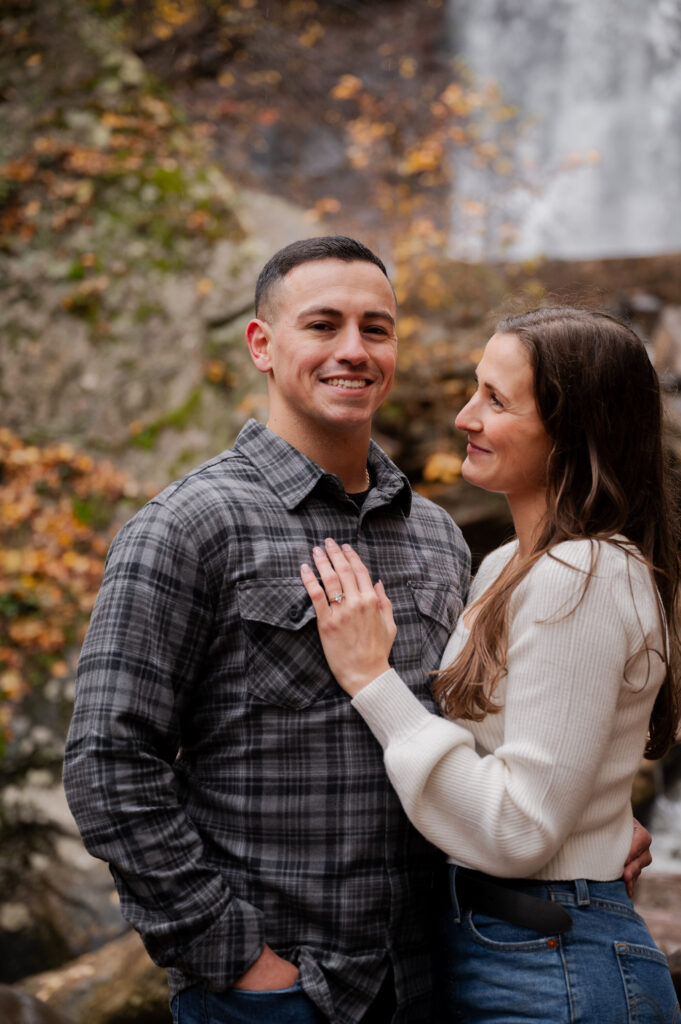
[1,0,681,1019]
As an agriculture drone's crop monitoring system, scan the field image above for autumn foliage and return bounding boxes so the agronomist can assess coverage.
[0,430,142,756]
[0,0,531,742]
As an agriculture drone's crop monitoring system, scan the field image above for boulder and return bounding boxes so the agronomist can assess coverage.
[18,930,169,1024]
[634,871,681,998]
[0,987,72,1024]
[0,781,127,984]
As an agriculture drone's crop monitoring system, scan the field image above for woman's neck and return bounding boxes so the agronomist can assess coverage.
[508,491,548,558]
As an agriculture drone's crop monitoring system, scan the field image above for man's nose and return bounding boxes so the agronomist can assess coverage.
[334,325,370,363]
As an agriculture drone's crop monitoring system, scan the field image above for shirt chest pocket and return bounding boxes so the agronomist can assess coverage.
[396,581,460,675]
[236,578,332,710]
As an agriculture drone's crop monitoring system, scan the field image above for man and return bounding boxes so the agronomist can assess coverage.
[63,236,650,1024]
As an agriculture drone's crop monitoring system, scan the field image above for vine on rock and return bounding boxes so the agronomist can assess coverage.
[0,429,147,759]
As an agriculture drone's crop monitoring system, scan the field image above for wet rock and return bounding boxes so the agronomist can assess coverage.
[634,871,681,998]
[17,930,169,1024]
[0,782,126,984]
[651,305,681,383]
[0,986,72,1024]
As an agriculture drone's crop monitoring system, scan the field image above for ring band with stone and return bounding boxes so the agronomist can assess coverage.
[332,592,344,604]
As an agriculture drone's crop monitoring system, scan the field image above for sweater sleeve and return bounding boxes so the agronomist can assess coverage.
[352,543,647,877]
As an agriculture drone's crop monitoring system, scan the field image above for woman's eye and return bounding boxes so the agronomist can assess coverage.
[490,393,504,408]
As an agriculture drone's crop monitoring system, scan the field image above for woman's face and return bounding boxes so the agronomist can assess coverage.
[455,332,552,505]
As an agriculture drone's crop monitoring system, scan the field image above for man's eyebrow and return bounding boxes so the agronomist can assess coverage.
[296,305,396,327]
[296,306,342,320]
[364,309,396,327]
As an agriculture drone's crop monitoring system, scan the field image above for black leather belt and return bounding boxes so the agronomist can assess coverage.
[455,868,573,936]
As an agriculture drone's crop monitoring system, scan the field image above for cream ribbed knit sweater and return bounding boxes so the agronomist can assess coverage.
[352,539,666,880]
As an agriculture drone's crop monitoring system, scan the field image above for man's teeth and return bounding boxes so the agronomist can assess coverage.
[325,378,367,389]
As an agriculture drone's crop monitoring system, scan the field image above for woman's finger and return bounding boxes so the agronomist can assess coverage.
[323,538,365,597]
[374,578,391,609]
[321,538,370,600]
[375,580,397,642]
[312,545,348,605]
[339,543,376,594]
[300,563,331,619]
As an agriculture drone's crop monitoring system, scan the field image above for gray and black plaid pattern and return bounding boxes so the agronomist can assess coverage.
[63,420,470,1024]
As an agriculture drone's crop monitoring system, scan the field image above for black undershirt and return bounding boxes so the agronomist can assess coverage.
[347,486,370,510]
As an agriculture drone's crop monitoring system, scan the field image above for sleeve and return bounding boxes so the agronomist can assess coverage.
[351,547,637,877]
[62,500,264,987]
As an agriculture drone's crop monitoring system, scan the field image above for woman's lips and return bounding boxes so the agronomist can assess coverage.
[467,441,491,454]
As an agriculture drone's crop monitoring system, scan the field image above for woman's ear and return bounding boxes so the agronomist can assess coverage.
[246,318,273,373]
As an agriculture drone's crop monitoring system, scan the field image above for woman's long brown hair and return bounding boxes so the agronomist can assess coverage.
[433,307,681,759]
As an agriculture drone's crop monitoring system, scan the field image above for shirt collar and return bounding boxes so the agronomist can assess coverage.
[233,419,412,515]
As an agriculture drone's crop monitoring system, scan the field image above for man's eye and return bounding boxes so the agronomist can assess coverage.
[309,322,332,331]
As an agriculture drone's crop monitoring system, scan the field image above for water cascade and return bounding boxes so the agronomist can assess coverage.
[446,0,681,261]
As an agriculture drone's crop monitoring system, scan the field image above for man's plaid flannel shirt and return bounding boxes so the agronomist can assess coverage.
[64,420,470,1023]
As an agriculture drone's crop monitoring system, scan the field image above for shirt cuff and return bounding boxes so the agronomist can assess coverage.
[351,668,436,748]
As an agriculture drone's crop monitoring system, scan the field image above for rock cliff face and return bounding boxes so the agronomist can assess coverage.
[0,0,329,490]
[2,2,681,1020]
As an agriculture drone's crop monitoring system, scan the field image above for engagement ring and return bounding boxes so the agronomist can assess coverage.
[332,592,344,604]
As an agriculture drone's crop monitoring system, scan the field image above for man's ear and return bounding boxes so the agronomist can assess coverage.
[246,318,273,373]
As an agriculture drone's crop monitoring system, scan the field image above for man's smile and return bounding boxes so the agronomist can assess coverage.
[321,376,373,390]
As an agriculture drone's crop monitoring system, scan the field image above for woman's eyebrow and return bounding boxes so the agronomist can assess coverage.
[475,371,510,403]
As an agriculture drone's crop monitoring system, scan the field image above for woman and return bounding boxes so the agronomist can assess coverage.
[300,308,681,1023]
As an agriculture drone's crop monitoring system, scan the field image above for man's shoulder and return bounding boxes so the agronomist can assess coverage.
[122,443,271,539]
[408,490,465,537]
[157,446,253,502]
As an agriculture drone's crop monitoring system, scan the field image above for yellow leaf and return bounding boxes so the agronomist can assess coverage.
[237,394,268,416]
[0,669,26,700]
[462,200,487,217]
[395,316,423,340]
[331,75,363,101]
[204,359,227,383]
[152,22,174,40]
[399,57,418,79]
[299,22,324,47]
[422,452,463,484]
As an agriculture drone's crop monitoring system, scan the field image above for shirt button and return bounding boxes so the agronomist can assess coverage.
[288,605,304,622]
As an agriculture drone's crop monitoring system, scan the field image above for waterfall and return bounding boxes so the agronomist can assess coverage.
[446,0,681,261]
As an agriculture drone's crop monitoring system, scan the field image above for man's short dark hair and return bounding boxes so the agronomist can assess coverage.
[254,235,390,318]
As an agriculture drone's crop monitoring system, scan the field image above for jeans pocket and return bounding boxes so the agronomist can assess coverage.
[202,983,326,1024]
[229,981,302,997]
[172,987,206,1024]
[465,909,560,951]
[615,941,681,1023]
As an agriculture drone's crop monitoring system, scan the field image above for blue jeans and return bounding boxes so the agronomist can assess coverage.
[171,981,327,1023]
[440,866,681,1023]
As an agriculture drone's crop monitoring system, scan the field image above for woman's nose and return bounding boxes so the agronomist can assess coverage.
[455,395,481,432]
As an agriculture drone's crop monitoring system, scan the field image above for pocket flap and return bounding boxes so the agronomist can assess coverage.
[237,578,316,631]
[408,581,459,629]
